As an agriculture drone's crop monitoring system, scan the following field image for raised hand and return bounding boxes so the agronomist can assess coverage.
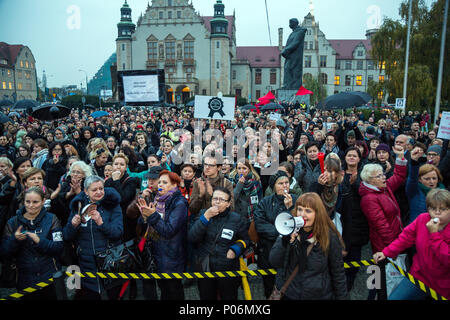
[137,197,156,222]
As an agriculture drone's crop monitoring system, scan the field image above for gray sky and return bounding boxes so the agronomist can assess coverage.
[0,0,436,89]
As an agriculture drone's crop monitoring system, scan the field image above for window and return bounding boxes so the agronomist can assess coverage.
[378,91,384,100]
[256,90,261,99]
[367,61,374,70]
[356,75,362,86]
[122,44,125,51]
[216,41,220,48]
[159,11,163,19]
[168,11,172,19]
[357,60,363,70]
[25,61,29,68]
[122,63,126,70]
[20,61,23,67]
[358,50,364,57]
[379,75,385,83]
[165,41,176,59]
[336,60,341,70]
[147,41,158,60]
[202,89,207,95]
[168,0,172,6]
[184,40,194,59]
[17,70,22,79]
[26,83,31,90]
[232,70,236,80]
[379,61,386,70]
[18,83,23,90]
[177,11,181,19]
[304,56,312,68]
[216,61,220,69]
[2,81,5,89]
[25,71,31,80]
[255,69,262,85]
[7,70,11,77]
[334,76,340,86]
[345,75,351,86]
[235,89,242,97]
[186,74,192,82]
[270,70,277,85]
[320,56,327,68]
[309,41,314,50]
[319,73,328,85]
[217,82,220,89]
[368,75,374,82]
[345,60,352,70]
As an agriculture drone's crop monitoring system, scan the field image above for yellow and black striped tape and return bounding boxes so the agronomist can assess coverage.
[0,279,54,300]
[388,260,447,301]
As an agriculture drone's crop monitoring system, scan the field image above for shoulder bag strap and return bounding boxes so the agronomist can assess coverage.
[280,241,315,294]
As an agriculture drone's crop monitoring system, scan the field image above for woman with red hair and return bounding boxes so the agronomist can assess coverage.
[136,170,188,300]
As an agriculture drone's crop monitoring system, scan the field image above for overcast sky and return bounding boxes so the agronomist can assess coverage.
[0,0,436,89]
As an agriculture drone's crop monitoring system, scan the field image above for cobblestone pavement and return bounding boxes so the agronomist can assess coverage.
[0,244,373,300]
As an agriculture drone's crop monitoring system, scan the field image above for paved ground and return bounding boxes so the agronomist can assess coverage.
[0,244,374,300]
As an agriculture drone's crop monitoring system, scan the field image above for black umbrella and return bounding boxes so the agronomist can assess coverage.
[31,103,71,121]
[348,91,372,103]
[84,104,96,110]
[185,100,195,107]
[259,102,285,111]
[239,104,257,111]
[317,92,367,110]
[0,113,13,124]
[0,99,14,107]
[12,99,39,112]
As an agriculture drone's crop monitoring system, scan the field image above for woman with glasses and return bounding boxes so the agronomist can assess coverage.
[373,188,450,300]
[359,145,408,262]
[188,186,250,300]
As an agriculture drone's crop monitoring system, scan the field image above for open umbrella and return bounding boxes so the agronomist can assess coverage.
[348,91,372,103]
[185,100,195,107]
[0,113,13,124]
[259,102,285,111]
[0,99,14,107]
[12,99,39,112]
[239,104,257,111]
[317,92,367,110]
[91,110,109,118]
[32,103,71,121]
[84,104,96,110]
[8,111,21,118]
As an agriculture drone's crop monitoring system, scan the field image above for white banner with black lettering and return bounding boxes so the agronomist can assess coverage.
[194,95,236,121]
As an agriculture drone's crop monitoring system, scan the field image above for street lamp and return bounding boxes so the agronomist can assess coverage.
[78,69,88,95]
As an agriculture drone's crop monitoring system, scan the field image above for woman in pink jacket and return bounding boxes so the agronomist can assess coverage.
[374,188,450,300]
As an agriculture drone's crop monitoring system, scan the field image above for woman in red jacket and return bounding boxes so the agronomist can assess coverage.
[373,188,450,300]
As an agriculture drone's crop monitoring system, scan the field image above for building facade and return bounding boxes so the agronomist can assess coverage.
[0,42,37,102]
[115,1,387,104]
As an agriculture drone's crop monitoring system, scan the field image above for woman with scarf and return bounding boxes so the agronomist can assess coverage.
[231,159,263,240]
[269,192,348,300]
[136,170,188,300]
[406,149,446,225]
[294,141,322,193]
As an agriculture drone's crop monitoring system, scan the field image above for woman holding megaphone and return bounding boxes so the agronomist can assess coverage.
[269,192,348,300]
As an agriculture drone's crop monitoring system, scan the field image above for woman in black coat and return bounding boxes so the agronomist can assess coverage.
[189,186,250,300]
[42,142,68,191]
[269,192,348,300]
[0,187,63,299]
[337,147,369,291]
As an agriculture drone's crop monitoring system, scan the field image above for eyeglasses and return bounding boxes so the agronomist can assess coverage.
[204,163,217,168]
[427,153,438,157]
[212,197,229,203]
[429,207,449,214]
[370,173,385,179]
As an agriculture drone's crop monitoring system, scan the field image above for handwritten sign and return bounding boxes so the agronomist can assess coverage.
[437,112,450,140]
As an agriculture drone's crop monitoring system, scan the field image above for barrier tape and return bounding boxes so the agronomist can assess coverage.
[387,260,447,301]
[1,259,445,300]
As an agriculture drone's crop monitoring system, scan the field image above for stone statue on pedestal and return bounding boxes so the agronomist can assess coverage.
[281,18,307,90]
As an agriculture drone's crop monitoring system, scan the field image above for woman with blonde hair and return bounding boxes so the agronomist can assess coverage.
[89,147,111,179]
[269,192,348,300]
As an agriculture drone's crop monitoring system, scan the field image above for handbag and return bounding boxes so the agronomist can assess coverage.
[94,239,140,290]
[268,241,314,300]
[386,253,408,297]
[136,226,157,273]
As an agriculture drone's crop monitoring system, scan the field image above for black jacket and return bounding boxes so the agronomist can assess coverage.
[269,231,348,300]
[188,208,249,272]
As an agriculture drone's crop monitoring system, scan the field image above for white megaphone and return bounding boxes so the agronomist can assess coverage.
[275,212,305,236]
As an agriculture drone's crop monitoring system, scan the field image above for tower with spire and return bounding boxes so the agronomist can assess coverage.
[209,0,231,96]
[116,0,136,71]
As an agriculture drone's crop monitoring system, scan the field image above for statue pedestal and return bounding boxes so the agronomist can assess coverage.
[277,89,310,105]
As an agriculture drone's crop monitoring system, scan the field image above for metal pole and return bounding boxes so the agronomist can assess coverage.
[402,0,412,111]
[433,0,449,126]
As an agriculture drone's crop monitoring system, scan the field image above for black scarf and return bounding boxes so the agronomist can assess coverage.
[292,229,314,274]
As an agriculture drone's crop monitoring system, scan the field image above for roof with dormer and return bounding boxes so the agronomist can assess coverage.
[328,39,373,59]
[0,42,25,68]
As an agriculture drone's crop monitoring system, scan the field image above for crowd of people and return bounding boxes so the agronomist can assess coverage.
[0,102,448,301]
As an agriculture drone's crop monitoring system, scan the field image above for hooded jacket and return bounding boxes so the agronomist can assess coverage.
[359,159,407,253]
[382,212,450,299]
[63,187,123,293]
[0,206,63,290]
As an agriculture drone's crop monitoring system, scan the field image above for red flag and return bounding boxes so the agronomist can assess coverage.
[296,86,313,96]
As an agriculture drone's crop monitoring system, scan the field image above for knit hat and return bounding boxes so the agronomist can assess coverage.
[427,145,442,155]
[376,143,390,154]
[347,130,355,138]
[269,170,289,190]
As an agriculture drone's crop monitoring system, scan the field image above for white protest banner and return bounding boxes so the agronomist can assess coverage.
[395,98,406,110]
[194,95,236,121]
[269,113,281,121]
[123,75,159,103]
[437,111,450,140]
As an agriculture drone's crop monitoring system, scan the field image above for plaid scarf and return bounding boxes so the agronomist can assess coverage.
[234,172,262,223]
